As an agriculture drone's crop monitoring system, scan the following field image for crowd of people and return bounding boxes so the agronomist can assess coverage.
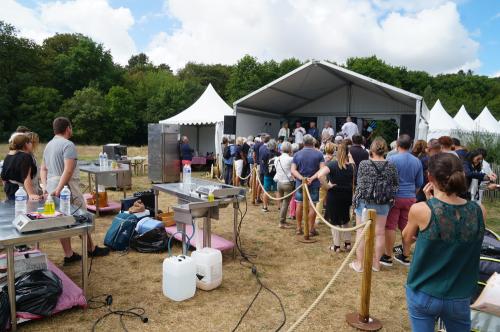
[3,116,498,331]
[220,118,498,331]
[1,117,110,265]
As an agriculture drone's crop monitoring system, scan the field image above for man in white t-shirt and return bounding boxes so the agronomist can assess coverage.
[293,121,306,144]
[321,121,334,143]
[341,117,359,139]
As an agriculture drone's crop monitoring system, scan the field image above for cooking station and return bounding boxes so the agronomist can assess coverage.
[152,178,246,258]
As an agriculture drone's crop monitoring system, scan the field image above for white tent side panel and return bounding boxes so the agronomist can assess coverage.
[180,125,216,155]
[236,111,281,138]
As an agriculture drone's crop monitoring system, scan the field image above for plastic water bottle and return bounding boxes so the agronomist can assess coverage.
[103,152,108,170]
[14,185,28,216]
[60,185,71,215]
[183,164,192,192]
[44,194,55,215]
[99,152,104,170]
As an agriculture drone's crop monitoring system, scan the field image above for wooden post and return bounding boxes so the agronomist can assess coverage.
[232,160,236,186]
[303,179,310,239]
[346,209,382,331]
[298,179,316,243]
[251,166,257,204]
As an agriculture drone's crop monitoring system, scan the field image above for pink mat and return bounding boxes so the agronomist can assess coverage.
[0,250,87,322]
[83,193,121,213]
[165,225,234,251]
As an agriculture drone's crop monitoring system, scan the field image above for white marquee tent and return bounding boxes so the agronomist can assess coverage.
[159,83,233,159]
[453,105,476,131]
[233,60,429,140]
[427,99,461,139]
[474,106,500,134]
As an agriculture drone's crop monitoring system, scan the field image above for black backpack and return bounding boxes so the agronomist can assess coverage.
[369,160,393,205]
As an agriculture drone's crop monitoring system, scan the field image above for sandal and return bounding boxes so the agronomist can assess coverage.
[329,245,342,253]
[309,228,319,237]
[279,222,293,229]
[344,241,352,252]
[349,262,363,273]
[296,229,303,235]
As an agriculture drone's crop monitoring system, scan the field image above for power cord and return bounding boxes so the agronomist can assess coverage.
[232,197,287,332]
[88,294,148,332]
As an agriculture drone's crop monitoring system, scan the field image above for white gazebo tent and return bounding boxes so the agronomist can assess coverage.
[232,60,429,140]
[453,105,476,131]
[427,99,461,139]
[474,106,500,134]
[159,83,233,160]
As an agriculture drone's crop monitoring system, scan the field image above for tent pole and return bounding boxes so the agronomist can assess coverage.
[196,126,200,155]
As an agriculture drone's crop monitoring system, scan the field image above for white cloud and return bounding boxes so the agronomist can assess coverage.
[491,71,500,78]
[0,0,136,64]
[147,0,479,74]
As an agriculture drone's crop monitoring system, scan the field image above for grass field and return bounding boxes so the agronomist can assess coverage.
[0,144,499,331]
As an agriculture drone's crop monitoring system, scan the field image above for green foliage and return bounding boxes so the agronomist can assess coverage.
[1,19,499,146]
[372,120,399,144]
[459,130,500,164]
[16,87,63,140]
[59,87,107,144]
[43,33,122,98]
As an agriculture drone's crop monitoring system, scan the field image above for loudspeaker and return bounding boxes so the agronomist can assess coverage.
[224,115,236,135]
[400,114,416,139]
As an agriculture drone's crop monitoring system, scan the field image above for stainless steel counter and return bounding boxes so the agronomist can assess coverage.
[152,178,245,257]
[0,200,94,331]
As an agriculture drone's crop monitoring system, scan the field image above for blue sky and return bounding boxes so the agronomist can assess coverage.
[6,0,500,76]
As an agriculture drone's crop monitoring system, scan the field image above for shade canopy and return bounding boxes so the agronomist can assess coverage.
[160,83,233,125]
[453,105,476,131]
[427,100,461,139]
[474,106,500,134]
[233,60,427,139]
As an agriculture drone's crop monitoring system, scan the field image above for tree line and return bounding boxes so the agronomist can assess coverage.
[1,20,499,145]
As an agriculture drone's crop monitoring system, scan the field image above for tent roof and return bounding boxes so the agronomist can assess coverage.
[453,105,475,131]
[233,60,422,115]
[160,84,233,125]
[474,106,500,133]
[429,100,461,131]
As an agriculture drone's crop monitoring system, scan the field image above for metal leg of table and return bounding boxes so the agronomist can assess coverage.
[81,229,88,299]
[7,246,17,331]
[203,217,211,248]
[233,201,238,259]
[181,223,187,255]
[94,175,100,217]
[154,190,159,217]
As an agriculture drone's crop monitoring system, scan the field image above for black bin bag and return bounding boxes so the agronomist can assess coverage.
[0,270,62,331]
[13,270,62,316]
[130,227,169,253]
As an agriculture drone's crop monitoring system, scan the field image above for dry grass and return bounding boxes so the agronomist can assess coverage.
[0,143,499,331]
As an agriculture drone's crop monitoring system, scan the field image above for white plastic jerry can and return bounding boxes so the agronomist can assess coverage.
[162,255,196,301]
[191,247,222,291]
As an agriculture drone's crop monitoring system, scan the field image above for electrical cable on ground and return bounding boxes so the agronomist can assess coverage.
[232,196,287,332]
[88,295,148,332]
[286,220,372,332]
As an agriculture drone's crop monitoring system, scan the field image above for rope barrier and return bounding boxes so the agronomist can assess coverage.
[303,184,367,232]
[237,172,252,180]
[286,219,372,332]
[255,171,304,201]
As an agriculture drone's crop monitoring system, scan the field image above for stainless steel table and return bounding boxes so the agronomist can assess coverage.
[152,178,245,258]
[0,200,94,331]
[79,164,130,216]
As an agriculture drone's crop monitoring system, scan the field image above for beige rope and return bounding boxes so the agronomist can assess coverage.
[286,220,372,332]
[237,173,252,180]
[255,171,303,200]
[303,184,367,232]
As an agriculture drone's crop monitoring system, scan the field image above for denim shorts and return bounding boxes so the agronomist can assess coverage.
[295,186,319,203]
[354,199,390,216]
